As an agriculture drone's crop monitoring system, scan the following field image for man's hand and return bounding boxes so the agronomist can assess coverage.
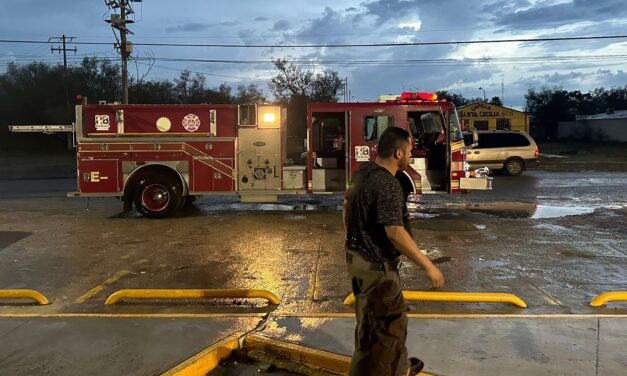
[385,225,445,289]
[425,265,444,290]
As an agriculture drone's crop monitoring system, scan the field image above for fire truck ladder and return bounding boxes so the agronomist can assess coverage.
[181,143,236,181]
[9,124,76,148]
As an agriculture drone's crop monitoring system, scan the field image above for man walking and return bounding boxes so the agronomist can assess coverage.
[343,127,445,376]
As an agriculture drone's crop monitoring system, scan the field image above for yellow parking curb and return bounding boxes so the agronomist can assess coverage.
[0,289,49,305]
[104,289,281,305]
[160,331,243,376]
[590,291,627,307]
[343,291,528,308]
[244,334,433,376]
[245,334,350,375]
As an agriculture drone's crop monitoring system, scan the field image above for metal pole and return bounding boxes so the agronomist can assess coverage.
[121,0,129,104]
[501,76,504,106]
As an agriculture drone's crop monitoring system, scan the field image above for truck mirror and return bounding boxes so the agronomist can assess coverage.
[471,127,479,148]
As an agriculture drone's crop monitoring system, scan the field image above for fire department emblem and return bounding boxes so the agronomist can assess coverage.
[182,113,201,132]
[156,117,172,132]
[95,115,110,131]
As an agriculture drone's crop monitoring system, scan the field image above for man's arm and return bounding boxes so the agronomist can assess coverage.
[385,225,444,289]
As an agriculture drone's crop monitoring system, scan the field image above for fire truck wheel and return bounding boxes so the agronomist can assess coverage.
[504,158,524,176]
[133,173,183,218]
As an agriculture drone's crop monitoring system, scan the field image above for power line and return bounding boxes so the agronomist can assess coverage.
[1,34,627,48]
[3,53,627,67]
[133,62,269,81]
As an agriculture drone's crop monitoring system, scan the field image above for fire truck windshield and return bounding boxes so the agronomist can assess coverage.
[448,109,463,142]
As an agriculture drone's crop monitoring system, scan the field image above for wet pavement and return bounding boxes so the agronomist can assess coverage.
[256,315,627,376]
[0,171,626,374]
[0,172,626,315]
[0,316,262,376]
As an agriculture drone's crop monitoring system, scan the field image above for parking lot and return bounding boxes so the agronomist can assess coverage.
[1,169,626,375]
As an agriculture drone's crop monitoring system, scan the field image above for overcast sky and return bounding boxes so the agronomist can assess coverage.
[1,0,627,109]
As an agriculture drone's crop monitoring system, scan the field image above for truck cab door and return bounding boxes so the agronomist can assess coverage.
[350,113,394,175]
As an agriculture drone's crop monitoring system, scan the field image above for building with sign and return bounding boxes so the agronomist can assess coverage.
[457,102,529,132]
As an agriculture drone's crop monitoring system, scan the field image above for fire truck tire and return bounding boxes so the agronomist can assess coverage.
[185,195,197,206]
[504,157,524,176]
[133,173,183,218]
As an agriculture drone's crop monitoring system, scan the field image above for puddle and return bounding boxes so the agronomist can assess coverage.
[408,212,440,220]
[532,205,595,219]
[473,224,487,230]
[197,203,341,213]
[458,201,603,219]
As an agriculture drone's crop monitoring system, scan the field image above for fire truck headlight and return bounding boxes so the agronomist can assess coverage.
[263,113,275,123]
[258,106,281,128]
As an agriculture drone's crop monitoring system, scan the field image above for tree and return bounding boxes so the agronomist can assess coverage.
[234,83,265,103]
[174,70,208,104]
[436,91,470,107]
[269,59,344,103]
[489,96,503,106]
[525,87,574,140]
[206,83,233,104]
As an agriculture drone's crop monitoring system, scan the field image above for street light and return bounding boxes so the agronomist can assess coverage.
[478,87,486,102]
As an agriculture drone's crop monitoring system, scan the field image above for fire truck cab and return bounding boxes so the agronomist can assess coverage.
[307,92,492,196]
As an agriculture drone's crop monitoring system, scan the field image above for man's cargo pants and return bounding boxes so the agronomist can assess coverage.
[346,249,410,376]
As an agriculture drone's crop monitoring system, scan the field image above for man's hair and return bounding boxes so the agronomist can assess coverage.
[377,127,411,158]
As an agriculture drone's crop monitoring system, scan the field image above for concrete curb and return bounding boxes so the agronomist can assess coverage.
[244,333,435,376]
[160,331,244,376]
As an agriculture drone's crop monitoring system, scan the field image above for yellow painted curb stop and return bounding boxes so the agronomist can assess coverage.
[0,289,50,305]
[245,334,433,376]
[344,291,528,308]
[590,291,627,307]
[160,331,243,376]
[104,288,281,305]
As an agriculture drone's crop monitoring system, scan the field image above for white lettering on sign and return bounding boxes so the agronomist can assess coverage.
[95,115,110,131]
[209,110,217,136]
[355,146,370,162]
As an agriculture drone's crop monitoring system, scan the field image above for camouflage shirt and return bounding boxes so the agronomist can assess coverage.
[345,162,405,262]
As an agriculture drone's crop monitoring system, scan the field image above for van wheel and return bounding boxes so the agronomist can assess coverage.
[504,158,524,176]
[133,173,183,218]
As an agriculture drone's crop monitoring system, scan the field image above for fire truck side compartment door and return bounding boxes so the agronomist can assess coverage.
[78,159,120,193]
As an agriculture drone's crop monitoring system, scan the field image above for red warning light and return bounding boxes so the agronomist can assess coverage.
[399,92,438,101]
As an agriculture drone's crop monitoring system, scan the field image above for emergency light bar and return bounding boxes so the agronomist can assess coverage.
[400,92,438,101]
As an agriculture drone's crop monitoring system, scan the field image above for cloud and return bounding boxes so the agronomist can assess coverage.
[220,21,240,27]
[493,0,627,30]
[272,20,291,31]
[255,16,269,22]
[165,22,211,33]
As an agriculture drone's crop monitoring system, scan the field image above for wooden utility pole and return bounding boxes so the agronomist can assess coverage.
[105,0,138,104]
[120,0,129,104]
[50,35,77,70]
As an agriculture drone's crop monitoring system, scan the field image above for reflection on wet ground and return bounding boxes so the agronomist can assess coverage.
[0,171,625,317]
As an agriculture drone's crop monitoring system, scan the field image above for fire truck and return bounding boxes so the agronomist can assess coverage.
[9,92,491,218]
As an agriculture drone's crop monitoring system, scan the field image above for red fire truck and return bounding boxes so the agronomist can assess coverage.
[10,92,491,218]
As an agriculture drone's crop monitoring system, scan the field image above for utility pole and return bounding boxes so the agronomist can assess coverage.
[50,35,77,70]
[501,76,505,106]
[50,34,77,146]
[105,0,140,104]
